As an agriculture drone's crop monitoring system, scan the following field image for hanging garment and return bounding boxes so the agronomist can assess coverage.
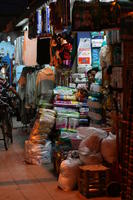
[59,42,72,68]
[15,36,24,65]
[37,38,50,65]
[15,65,25,91]
[0,41,15,59]
[36,67,55,104]
[25,71,38,107]
[23,31,37,66]
[28,11,37,39]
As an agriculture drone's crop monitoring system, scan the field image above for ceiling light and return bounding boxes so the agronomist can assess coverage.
[16,18,29,27]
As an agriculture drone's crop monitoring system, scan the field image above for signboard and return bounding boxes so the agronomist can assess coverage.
[78,38,91,67]
[91,39,103,48]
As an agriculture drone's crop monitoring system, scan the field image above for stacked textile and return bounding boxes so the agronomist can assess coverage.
[54,87,90,129]
[54,86,79,131]
[53,86,81,151]
[88,93,103,127]
[25,108,56,165]
[88,71,103,127]
[71,73,88,89]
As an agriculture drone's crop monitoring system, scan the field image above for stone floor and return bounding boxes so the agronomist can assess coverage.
[0,122,121,200]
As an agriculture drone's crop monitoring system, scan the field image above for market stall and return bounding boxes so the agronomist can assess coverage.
[5,1,133,199]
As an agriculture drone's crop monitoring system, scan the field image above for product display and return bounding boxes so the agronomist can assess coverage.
[4,18,123,198]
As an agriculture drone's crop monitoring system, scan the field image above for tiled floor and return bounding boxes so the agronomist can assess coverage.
[0,125,121,200]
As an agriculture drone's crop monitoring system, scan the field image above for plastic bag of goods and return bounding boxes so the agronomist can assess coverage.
[25,140,52,165]
[30,118,52,136]
[30,119,40,136]
[101,132,117,164]
[77,127,107,140]
[79,146,103,165]
[30,134,48,144]
[39,108,56,117]
[56,117,68,129]
[58,158,81,191]
[39,115,55,129]
[68,118,79,130]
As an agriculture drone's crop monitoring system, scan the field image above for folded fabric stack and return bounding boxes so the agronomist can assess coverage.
[53,86,81,151]
[71,73,88,90]
[54,86,80,130]
[25,108,56,165]
[88,92,103,128]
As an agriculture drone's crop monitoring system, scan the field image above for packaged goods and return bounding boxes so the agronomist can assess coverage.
[56,117,68,129]
[39,108,56,116]
[68,118,79,130]
[30,134,48,144]
[54,100,79,108]
[54,86,77,96]
[60,129,78,139]
[25,140,52,165]
[55,94,77,101]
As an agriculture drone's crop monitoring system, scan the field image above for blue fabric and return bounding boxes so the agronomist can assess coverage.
[16,65,25,91]
[0,41,15,59]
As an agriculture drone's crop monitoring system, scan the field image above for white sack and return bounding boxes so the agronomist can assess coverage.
[79,146,103,165]
[101,132,117,164]
[77,127,107,140]
[58,159,81,191]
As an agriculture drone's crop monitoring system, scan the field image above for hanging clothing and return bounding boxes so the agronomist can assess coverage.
[23,31,37,66]
[28,11,37,39]
[37,38,50,65]
[59,42,72,68]
[25,71,38,107]
[15,36,24,65]
[36,67,55,104]
[0,41,15,59]
[15,65,25,91]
